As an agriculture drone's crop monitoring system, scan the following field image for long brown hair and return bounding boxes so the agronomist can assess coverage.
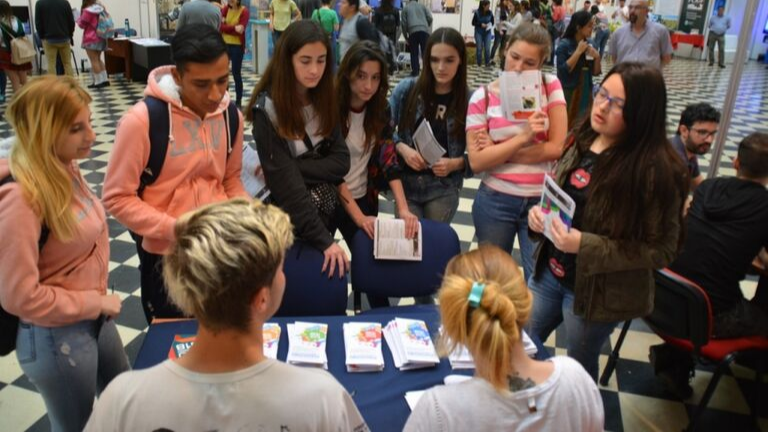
[399,27,468,139]
[572,62,688,250]
[336,41,389,152]
[245,21,337,139]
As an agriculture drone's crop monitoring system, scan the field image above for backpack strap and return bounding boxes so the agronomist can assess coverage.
[1,175,49,251]
[225,101,239,156]
[141,96,171,197]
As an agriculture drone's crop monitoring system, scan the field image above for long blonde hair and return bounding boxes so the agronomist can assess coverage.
[6,76,92,241]
[438,245,533,391]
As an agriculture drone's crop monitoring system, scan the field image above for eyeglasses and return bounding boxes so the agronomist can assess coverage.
[691,128,718,139]
[593,87,625,113]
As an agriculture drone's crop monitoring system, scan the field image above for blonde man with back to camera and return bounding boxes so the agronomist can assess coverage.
[85,199,368,432]
[404,245,604,432]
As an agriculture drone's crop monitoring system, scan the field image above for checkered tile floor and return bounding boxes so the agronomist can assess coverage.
[0,58,766,432]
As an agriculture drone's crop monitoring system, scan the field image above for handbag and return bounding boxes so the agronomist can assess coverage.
[1,22,35,65]
[299,135,339,218]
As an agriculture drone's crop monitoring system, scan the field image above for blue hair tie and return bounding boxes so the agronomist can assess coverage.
[468,282,486,309]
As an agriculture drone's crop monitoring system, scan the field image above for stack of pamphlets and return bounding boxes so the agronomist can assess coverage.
[343,322,385,372]
[383,318,439,370]
[443,328,538,369]
[374,219,422,261]
[286,321,329,369]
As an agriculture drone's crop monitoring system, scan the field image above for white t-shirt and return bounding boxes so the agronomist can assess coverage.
[85,359,369,432]
[403,356,604,432]
[344,110,373,200]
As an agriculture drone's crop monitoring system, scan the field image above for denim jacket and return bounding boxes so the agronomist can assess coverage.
[389,77,473,199]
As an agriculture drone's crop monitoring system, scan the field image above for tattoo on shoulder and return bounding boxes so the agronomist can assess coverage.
[507,374,536,392]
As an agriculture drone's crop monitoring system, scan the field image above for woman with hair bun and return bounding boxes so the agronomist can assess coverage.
[404,245,603,432]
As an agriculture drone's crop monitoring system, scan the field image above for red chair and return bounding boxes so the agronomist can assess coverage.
[599,268,768,432]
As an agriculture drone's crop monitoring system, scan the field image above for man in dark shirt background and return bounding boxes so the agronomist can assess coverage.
[35,0,75,76]
[653,132,768,399]
[670,103,721,192]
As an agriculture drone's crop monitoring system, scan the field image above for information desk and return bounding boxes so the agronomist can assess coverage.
[131,38,173,82]
[105,38,133,80]
[135,308,549,432]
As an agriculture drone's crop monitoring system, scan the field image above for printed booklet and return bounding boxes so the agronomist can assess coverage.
[343,322,385,372]
[374,218,423,261]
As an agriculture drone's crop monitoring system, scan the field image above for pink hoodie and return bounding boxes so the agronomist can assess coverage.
[102,66,247,255]
[0,159,107,326]
[77,4,105,46]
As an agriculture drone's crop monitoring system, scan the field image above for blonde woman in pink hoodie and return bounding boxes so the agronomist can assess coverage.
[0,76,129,432]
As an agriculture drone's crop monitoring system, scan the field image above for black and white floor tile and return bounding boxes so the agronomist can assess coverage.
[0,57,766,432]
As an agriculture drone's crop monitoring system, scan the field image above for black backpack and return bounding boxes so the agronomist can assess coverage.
[356,17,398,75]
[0,175,49,356]
[378,9,398,35]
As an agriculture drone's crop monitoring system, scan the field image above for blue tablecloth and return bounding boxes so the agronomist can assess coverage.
[134,307,548,432]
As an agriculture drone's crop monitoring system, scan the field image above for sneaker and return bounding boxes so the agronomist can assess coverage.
[95,81,111,89]
[87,82,98,89]
[718,64,726,69]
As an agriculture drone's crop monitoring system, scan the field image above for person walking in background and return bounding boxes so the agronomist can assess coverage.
[472,0,494,68]
[373,0,400,50]
[311,0,339,65]
[402,0,432,76]
[490,0,510,66]
[0,76,129,432]
[590,4,609,58]
[221,0,250,107]
[35,0,75,76]
[708,6,730,68]
[0,0,31,94]
[297,0,321,22]
[269,0,301,46]
[177,0,222,30]
[550,0,566,63]
[608,0,672,70]
[77,0,110,88]
[557,10,601,126]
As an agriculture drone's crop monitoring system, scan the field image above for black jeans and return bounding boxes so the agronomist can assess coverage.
[133,234,185,324]
[408,31,428,76]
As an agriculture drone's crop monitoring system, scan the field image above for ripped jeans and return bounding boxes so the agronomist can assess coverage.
[16,317,129,432]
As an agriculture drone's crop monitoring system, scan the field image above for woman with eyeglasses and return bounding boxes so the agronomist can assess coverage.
[526,62,689,381]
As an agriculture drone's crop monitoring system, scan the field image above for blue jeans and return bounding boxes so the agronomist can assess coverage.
[594,28,610,58]
[475,30,492,66]
[405,188,460,224]
[472,183,538,281]
[227,44,244,105]
[16,318,129,432]
[526,269,618,381]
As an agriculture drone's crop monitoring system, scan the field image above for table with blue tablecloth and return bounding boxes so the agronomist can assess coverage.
[134,307,549,432]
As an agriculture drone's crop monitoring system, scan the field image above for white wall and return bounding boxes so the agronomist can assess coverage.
[13,0,157,72]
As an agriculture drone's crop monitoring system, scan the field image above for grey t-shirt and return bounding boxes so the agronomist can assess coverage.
[85,359,369,432]
[404,356,604,432]
[177,0,222,31]
[609,21,673,70]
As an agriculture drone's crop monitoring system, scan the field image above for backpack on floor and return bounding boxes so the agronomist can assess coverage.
[96,10,116,39]
[0,175,49,356]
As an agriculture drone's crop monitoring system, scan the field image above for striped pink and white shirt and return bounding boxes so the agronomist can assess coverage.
[466,73,566,197]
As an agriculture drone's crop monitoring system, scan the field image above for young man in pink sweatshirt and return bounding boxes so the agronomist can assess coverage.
[102,24,248,323]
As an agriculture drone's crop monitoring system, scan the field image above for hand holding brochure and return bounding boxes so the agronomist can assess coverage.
[540,174,575,243]
[241,144,271,201]
[287,322,328,369]
[374,218,422,261]
[383,318,439,370]
[412,119,446,166]
[343,322,385,372]
[499,70,543,121]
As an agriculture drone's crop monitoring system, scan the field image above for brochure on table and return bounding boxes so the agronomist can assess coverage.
[383,318,440,370]
[343,322,385,372]
[166,323,281,360]
[286,322,329,369]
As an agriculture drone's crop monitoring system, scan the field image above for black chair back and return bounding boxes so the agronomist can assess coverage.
[647,269,713,356]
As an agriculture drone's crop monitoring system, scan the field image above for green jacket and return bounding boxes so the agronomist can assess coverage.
[532,143,684,322]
